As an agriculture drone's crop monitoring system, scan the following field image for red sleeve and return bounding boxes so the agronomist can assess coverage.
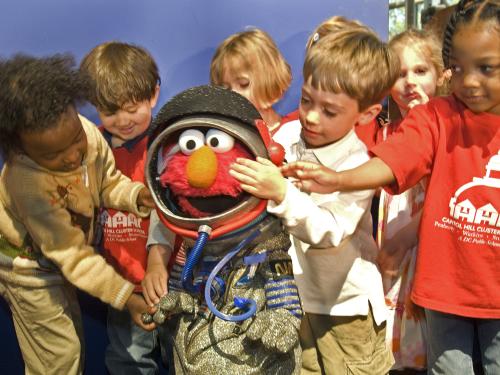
[355,118,380,149]
[281,109,299,124]
[370,102,441,194]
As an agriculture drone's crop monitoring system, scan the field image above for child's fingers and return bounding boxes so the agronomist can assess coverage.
[255,156,275,166]
[408,88,429,109]
[133,313,157,331]
[281,162,322,180]
[234,157,263,170]
[296,168,321,180]
[141,279,155,307]
[229,169,257,185]
[296,161,322,171]
[298,181,318,193]
[240,183,258,195]
[230,162,255,176]
[153,275,167,300]
[142,275,164,306]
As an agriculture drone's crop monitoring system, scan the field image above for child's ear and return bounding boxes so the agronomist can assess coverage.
[357,103,382,126]
[437,68,452,87]
[150,84,161,109]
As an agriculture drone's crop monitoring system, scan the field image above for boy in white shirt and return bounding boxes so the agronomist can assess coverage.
[230,28,399,374]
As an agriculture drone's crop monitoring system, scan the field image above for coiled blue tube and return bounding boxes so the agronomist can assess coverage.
[181,225,211,292]
[204,228,261,321]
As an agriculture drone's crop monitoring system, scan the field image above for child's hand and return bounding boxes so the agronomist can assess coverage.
[407,85,429,110]
[229,157,287,204]
[377,243,407,278]
[142,263,169,307]
[377,244,408,294]
[405,291,425,322]
[137,187,155,208]
[280,161,339,194]
[126,293,156,331]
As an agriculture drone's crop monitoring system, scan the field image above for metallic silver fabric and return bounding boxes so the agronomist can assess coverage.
[150,216,302,374]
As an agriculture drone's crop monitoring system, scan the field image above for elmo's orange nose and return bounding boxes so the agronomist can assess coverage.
[186,146,218,188]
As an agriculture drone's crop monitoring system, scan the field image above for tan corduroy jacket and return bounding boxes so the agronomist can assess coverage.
[0,115,150,310]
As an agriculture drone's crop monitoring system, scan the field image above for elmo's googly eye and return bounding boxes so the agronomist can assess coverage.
[206,129,234,153]
[179,129,205,155]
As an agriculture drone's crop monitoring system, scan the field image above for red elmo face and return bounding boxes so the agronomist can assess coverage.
[158,128,253,218]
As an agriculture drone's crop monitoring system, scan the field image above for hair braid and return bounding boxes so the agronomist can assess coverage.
[442,0,499,67]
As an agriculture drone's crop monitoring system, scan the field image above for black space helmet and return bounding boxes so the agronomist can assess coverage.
[146,85,277,238]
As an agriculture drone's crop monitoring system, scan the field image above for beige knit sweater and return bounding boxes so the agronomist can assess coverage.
[0,115,150,310]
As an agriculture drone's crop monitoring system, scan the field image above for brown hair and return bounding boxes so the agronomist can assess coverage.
[80,41,159,113]
[210,28,291,108]
[305,15,370,51]
[303,29,400,111]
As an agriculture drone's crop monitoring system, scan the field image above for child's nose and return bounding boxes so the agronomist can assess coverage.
[463,71,480,88]
[116,112,130,126]
[406,72,417,86]
[64,150,81,165]
[306,110,320,124]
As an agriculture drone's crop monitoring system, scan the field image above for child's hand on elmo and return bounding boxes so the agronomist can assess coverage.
[230,157,287,204]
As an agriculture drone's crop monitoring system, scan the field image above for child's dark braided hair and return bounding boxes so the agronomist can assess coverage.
[442,0,499,68]
[0,54,88,160]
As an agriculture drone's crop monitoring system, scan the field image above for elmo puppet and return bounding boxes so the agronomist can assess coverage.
[143,85,302,374]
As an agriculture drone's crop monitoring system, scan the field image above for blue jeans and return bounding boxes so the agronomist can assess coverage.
[425,309,500,375]
[105,306,174,375]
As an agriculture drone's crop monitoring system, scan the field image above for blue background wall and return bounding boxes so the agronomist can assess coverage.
[0,1,388,373]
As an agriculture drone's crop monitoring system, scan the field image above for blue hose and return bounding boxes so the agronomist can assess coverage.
[181,225,211,292]
[204,228,261,321]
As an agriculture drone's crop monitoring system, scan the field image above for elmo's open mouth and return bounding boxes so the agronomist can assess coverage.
[185,194,247,214]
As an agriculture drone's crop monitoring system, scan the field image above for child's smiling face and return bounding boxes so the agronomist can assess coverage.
[97,86,159,147]
[449,20,500,115]
[20,106,88,172]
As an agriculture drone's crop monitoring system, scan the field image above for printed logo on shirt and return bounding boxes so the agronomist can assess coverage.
[100,209,147,242]
[435,151,500,248]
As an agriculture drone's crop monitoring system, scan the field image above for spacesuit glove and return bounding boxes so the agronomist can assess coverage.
[142,290,197,325]
[246,309,300,353]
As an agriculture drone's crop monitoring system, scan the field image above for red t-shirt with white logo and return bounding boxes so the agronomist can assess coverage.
[99,129,149,290]
[371,95,500,318]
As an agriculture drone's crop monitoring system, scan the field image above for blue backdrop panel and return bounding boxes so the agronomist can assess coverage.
[0,1,387,374]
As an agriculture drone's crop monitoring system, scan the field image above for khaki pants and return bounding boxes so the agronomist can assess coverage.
[0,279,84,375]
[300,308,394,375]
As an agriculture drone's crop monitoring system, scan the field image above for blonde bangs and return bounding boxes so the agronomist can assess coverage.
[210,29,291,108]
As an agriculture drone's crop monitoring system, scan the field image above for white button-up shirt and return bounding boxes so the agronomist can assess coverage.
[270,120,387,324]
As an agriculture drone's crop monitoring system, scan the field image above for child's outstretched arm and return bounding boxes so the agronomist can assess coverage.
[281,157,395,194]
[232,156,374,248]
[229,156,287,204]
